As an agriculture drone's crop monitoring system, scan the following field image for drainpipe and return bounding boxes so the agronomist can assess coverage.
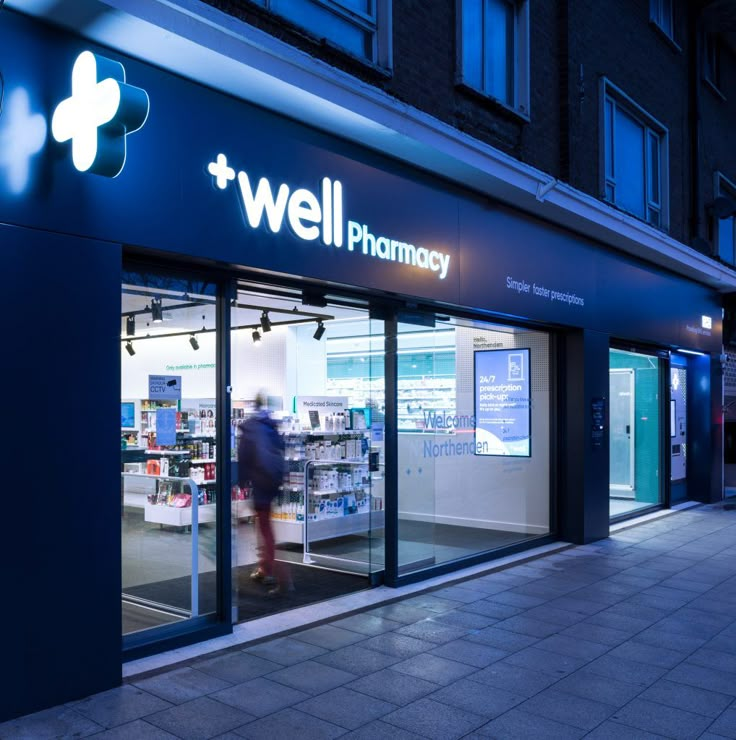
[689,2,705,250]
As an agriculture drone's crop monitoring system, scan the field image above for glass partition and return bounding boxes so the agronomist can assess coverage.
[609,348,663,519]
[121,270,219,636]
[396,316,551,575]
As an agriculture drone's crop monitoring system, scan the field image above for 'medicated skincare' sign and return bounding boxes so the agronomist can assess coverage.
[207,153,451,280]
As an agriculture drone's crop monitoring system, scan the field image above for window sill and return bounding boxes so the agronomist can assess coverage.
[318,36,393,79]
[455,82,530,124]
[602,196,670,234]
[648,20,682,53]
[703,77,727,103]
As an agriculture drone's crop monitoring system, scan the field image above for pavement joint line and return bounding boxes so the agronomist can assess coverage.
[10,503,736,737]
[123,503,707,682]
[123,541,573,680]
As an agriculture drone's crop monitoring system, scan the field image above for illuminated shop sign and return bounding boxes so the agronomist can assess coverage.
[207,153,451,280]
[52,51,149,177]
[0,88,47,195]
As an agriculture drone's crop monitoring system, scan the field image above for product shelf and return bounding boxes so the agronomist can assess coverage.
[144,502,217,527]
[309,485,371,496]
[121,472,192,481]
[272,510,385,542]
[144,449,191,456]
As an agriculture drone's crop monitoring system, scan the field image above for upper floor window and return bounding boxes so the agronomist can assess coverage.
[650,0,674,40]
[457,0,530,115]
[603,81,669,229]
[716,174,736,265]
[253,0,392,70]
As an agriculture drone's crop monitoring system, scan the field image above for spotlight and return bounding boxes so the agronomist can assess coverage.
[189,334,199,351]
[151,297,163,323]
[125,341,135,356]
[260,310,272,332]
[126,315,135,336]
[313,321,326,341]
[252,329,261,344]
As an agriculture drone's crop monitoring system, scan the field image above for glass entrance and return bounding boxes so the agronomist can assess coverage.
[121,269,220,637]
[609,348,664,519]
[230,284,383,622]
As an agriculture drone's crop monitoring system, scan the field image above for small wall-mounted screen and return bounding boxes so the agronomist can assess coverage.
[121,401,135,428]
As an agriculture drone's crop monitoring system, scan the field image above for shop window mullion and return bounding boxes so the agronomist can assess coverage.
[383,314,399,585]
[216,280,234,623]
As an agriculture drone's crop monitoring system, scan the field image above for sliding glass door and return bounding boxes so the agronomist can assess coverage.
[121,268,220,638]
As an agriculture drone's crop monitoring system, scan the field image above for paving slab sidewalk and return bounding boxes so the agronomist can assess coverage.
[5,503,736,739]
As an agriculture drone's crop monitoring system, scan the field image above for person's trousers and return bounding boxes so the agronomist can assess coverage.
[254,504,275,576]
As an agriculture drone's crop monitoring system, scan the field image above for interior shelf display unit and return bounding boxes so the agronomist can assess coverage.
[120,397,227,529]
[326,375,456,431]
[272,430,384,545]
[325,345,456,432]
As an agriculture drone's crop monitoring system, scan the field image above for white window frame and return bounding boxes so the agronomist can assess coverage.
[601,79,669,230]
[649,0,674,42]
[252,0,393,71]
[715,172,736,266]
[456,0,530,118]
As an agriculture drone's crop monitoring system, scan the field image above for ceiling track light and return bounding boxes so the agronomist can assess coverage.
[126,315,135,336]
[252,329,261,344]
[125,341,135,356]
[151,297,163,323]
[313,321,326,341]
[189,334,199,351]
[260,310,272,332]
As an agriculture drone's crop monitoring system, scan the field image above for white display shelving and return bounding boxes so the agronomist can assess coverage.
[325,375,457,430]
[272,510,384,543]
[274,430,380,544]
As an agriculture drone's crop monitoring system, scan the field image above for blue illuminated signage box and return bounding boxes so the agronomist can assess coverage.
[474,348,531,457]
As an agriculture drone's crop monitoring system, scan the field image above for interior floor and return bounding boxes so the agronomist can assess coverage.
[609,497,656,519]
[122,600,185,634]
[397,520,542,572]
[122,509,371,635]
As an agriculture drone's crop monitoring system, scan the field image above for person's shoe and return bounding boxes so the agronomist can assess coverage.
[249,568,266,582]
[262,575,277,587]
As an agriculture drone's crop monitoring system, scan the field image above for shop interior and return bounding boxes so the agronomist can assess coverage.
[120,272,552,636]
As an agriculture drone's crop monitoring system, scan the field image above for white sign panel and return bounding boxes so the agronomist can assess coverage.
[296,395,348,431]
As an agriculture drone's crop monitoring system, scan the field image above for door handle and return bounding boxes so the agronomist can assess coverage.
[626,425,631,435]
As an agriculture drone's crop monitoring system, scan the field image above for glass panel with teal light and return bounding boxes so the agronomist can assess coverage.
[609,348,663,519]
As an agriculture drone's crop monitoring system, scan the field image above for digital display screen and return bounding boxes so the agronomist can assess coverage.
[121,401,135,428]
[474,348,531,457]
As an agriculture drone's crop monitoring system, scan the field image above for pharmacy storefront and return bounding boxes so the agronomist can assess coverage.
[0,9,723,721]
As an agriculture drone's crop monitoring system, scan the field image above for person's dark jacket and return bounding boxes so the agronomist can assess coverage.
[237,411,284,507]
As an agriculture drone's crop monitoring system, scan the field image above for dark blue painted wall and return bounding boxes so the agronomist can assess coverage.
[559,329,611,544]
[688,354,717,503]
[0,10,721,354]
[0,225,122,721]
